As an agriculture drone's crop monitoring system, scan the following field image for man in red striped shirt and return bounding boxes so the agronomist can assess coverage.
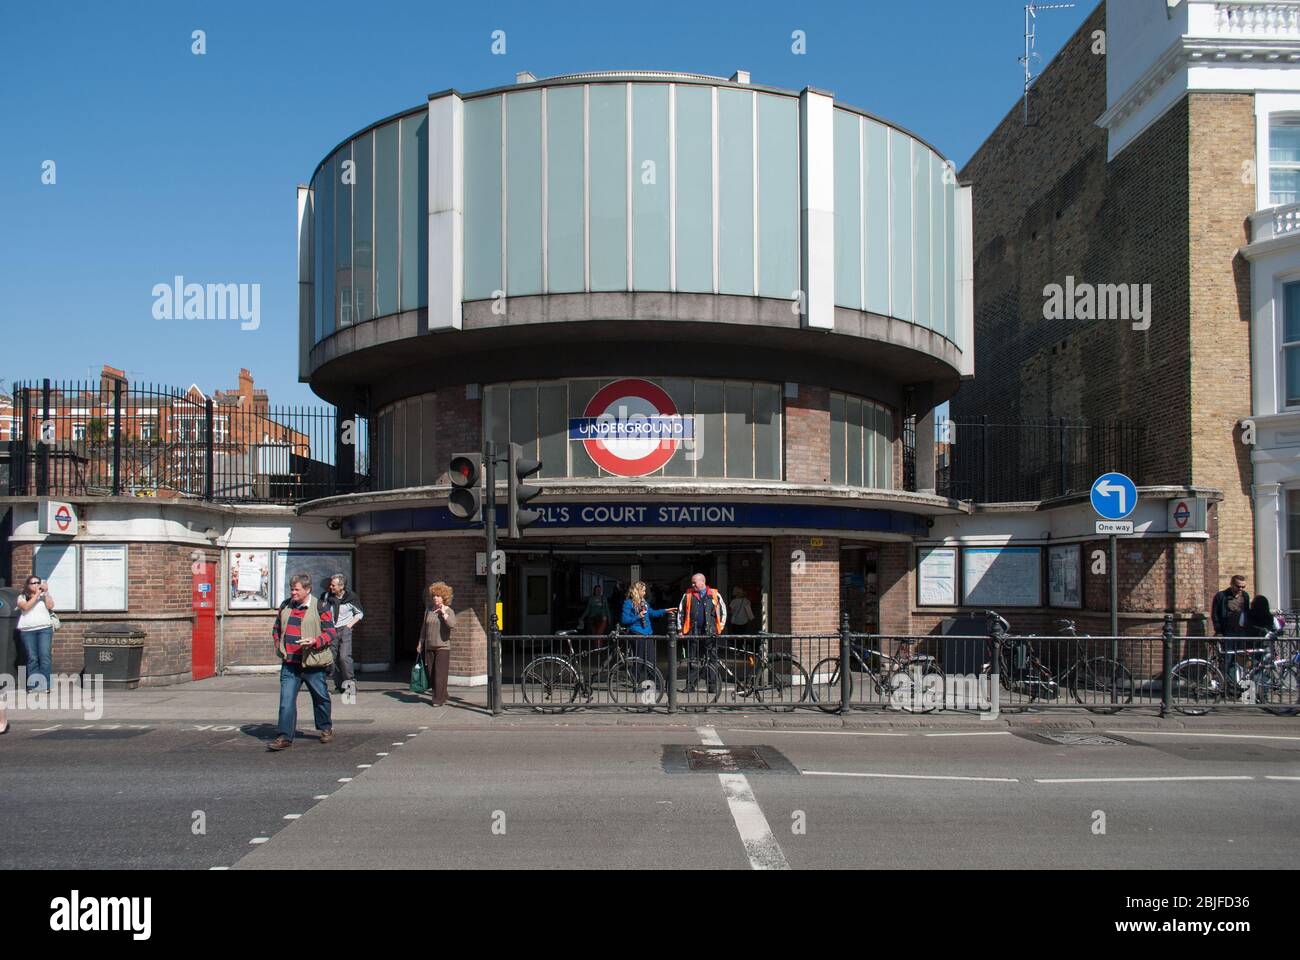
[268,573,337,751]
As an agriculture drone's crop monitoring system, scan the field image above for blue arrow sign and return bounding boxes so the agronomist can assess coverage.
[1091,472,1137,521]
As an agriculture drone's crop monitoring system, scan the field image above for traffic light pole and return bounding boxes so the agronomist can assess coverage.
[484,439,502,715]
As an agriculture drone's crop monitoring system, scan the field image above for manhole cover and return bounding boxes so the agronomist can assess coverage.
[1042,733,1126,746]
[686,746,770,770]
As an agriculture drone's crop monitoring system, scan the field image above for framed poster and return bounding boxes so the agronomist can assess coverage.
[82,544,128,611]
[274,551,353,607]
[961,546,1042,607]
[917,547,958,606]
[228,549,272,609]
[1048,544,1082,609]
[33,543,78,610]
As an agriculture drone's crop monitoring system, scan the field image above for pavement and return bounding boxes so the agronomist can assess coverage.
[4,674,1299,870]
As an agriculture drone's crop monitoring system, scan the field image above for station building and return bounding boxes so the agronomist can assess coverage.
[2,64,1219,687]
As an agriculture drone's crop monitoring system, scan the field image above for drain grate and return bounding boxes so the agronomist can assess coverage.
[1041,733,1127,746]
[686,746,771,771]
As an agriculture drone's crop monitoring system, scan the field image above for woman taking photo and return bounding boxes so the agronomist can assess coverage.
[16,576,55,692]
[620,581,667,672]
[416,582,457,707]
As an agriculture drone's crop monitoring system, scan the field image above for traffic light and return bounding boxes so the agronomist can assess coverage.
[447,453,482,521]
[507,441,543,539]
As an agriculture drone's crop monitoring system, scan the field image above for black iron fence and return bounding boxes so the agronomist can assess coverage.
[928,417,1144,503]
[489,614,1300,716]
[6,378,369,504]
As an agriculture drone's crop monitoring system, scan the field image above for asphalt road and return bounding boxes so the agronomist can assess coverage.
[4,714,1299,870]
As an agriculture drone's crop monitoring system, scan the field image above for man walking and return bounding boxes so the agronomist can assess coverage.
[269,573,337,751]
[320,574,364,694]
[1211,574,1251,687]
[678,572,727,693]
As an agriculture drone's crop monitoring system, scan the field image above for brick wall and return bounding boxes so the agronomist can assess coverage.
[784,387,830,484]
[954,1,1253,591]
[425,537,487,680]
[11,541,211,684]
[430,386,483,485]
[352,541,393,665]
[1188,94,1256,584]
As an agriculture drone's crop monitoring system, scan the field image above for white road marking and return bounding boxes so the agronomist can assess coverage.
[313,795,329,800]
[1111,731,1300,742]
[1264,775,1300,781]
[357,764,372,769]
[721,728,907,737]
[802,770,1019,783]
[924,731,1013,738]
[283,814,302,820]
[1035,775,1255,784]
[209,866,229,870]
[337,777,352,783]
[697,726,789,871]
[376,752,389,756]
[249,837,269,844]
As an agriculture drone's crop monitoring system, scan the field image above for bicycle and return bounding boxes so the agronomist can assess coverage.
[809,638,944,713]
[675,633,811,708]
[519,626,666,713]
[1053,619,1133,713]
[981,611,1059,704]
[1168,630,1300,716]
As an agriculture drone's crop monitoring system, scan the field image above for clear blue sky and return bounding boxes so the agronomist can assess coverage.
[2,0,1097,405]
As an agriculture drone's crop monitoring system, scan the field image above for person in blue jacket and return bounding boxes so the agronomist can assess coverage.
[621,580,667,680]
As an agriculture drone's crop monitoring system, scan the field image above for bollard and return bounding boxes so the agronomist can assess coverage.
[1160,613,1174,718]
[840,611,853,714]
[667,610,679,714]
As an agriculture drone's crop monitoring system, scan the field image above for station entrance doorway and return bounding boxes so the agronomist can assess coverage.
[506,543,768,636]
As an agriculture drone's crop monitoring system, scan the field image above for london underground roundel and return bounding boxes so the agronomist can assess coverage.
[572,379,692,478]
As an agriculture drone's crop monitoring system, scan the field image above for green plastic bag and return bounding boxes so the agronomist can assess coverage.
[410,657,430,694]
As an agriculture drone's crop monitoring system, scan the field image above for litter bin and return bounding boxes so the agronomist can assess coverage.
[0,587,20,683]
[83,624,145,689]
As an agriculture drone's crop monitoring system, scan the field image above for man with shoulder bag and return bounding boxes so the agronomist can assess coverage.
[269,573,337,751]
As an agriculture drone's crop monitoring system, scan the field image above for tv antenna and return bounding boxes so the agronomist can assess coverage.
[1021,1,1075,127]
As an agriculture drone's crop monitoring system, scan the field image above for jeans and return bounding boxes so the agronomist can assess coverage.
[332,626,355,692]
[277,663,332,740]
[20,627,53,691]
[630,635,657,684]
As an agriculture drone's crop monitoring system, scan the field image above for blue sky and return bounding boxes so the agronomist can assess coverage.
[1,0,1097,404]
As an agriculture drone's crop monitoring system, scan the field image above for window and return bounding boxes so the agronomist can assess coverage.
[1288,489,1300,607]
[72,423,86,441]
[1271,117,1300,206]
[140,419,156,441]
[1285,282,1300,407]
[830,392,895,489]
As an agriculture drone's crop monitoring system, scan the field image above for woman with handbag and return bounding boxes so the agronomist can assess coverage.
[416,582,457,707]
[16,576,56,692]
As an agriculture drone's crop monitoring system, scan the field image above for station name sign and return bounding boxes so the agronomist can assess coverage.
[343,501,930,538]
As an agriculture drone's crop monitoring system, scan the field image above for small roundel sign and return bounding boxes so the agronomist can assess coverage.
[570,379,693,478]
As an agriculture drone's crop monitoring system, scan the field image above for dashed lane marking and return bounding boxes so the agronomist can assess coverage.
[802,770,1019,783]
[1034,775,1255,784]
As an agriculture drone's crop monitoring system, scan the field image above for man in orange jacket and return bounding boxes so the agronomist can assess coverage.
[678,572,727,692]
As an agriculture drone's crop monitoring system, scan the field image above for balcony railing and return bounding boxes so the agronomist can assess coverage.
[5,378,371,504]
[1249,201,1300,243]
[1208,0,1300,38]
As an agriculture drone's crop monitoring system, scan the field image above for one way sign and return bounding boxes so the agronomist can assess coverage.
[1090,472,1137,521]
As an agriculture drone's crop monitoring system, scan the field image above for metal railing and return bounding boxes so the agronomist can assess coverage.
[489,613,1300,716]
[6,378,370,504]
[932,417,1144,503]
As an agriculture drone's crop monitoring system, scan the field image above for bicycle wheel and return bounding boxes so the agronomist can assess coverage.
[519,657,580,712]
[674,658,722,706]
[609,658,666,709]
[891,660,944,713]
[810,657,848,712]
[1259,663,1300,716]
[1068,657,1134,712]
[1169,660,1223,716]
[750,653,811,708]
